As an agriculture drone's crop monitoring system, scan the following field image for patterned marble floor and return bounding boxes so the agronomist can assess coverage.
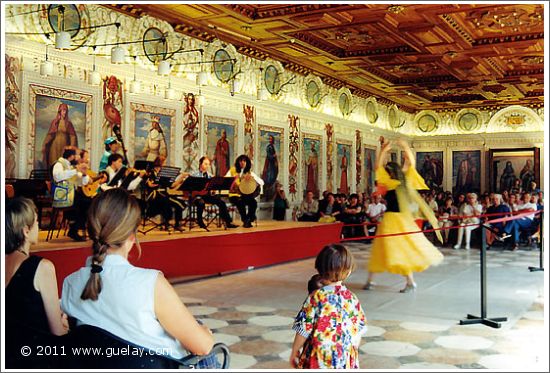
[174,244,547,370]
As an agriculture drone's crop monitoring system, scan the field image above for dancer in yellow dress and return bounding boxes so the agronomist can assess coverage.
[364,138,443,293]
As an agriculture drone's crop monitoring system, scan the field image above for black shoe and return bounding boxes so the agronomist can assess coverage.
[243,220,252,228]
[68,230,86,242]
[197,222,209,231]
[226,222,239,228]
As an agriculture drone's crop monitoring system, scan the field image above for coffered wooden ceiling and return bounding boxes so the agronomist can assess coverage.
[106,3,544,112]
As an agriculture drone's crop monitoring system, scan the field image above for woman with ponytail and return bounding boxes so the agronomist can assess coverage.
[61,189,214,359]
[363,139,443,293]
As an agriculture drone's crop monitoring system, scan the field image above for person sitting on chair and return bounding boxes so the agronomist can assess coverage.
[297,191,319,222]
[100,154,144,192]
[5,198,68,368]
[191,156,238,230]
[61,189,215,361]
[226,154,264,228]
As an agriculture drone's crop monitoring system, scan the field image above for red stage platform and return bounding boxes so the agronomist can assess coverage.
[33,221,343,290]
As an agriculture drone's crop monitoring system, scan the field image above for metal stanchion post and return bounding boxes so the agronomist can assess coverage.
[529,211,544,272]
[459,224,508,328]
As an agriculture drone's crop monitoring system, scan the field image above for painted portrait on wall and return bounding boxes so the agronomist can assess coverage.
[205,116,237,177]
[33,94,87,170]
[303,135,321,199]
[134,112,171,164]
[416,151,444,191]
[364,146,376,197]
[258,126,283,201]
[337,142,352,195]
[130,103,175,166]
[452,150,481,195]
[489,148,539,193]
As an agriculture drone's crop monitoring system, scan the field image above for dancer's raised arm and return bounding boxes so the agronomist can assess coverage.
[397,139,415,171]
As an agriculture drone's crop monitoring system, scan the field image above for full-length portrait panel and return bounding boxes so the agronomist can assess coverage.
[258,126,283,201]
[29,85,92,171]
[452,150,481,195]
[205,116,238,177]
[303,134,322,199]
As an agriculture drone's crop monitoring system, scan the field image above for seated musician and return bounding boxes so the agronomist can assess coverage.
[190,156,238,230]
[52,147,91,241]
[98,137,120,172]
[143,156,185,230]
[225,154,264,228]
[100,154,144,192]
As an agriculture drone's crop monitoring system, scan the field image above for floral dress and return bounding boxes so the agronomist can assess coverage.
[292,284,367,369]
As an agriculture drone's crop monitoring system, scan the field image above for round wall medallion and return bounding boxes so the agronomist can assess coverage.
[306,80,321,108]
[366,100,378,123]
[48,4,81,37]
[143,27,167,64]
[264,65,280,95]
[416,112,438,132]
[456,109,482,131]
[213,49,234,83]
[339,93,350,117]
[388,106,403,128]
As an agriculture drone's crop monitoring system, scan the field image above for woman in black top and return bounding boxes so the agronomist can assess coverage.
[273,182,289,221]
[5,198,68,356]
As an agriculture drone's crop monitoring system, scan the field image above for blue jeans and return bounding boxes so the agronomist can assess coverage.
[504,218,535,244]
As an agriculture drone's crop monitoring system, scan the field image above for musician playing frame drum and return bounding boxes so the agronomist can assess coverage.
[226,154,264,228]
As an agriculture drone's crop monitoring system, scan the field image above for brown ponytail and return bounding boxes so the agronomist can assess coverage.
[80,189,141,301]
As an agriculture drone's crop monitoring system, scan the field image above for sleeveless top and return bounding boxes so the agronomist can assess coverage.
[61,254,188,359]
[6,255,50,333]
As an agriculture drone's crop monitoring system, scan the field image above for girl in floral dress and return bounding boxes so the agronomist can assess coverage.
[290,244,367,369]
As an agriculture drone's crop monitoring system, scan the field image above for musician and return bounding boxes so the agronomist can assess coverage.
[100,154,144,192]
[226,154,264,228]
[190,156,238,230]
[52,147,90,241]
[143,156,185,230]
[99,137,120,172]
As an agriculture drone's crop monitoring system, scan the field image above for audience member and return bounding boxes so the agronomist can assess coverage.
[61,189,214,360]
[318,192,341,223]
[438,197,458,246]
[297,191,319,222]
[273,181,289,221]
[6,198,68,367]
[453,193,482,250]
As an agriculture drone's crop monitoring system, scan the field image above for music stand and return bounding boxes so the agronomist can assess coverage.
[206,177,234,194]
[156,166,181,188]
[178,176,209,230]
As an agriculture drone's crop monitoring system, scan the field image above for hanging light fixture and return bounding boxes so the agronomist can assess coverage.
[196,49,207,86]
[256,67,268,101]
[158,59,171,76]
[196,88,205,107]
[111,45,127,64]
[54,5,71,50]
[129,56,141,93]
[230,76,241,96]
[88,51,101,85]
[164,78,176,100]
[40,44,54,77]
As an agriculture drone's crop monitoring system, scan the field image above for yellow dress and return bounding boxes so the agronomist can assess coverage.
[368,167,443,276]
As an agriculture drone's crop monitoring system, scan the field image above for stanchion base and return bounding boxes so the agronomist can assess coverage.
[528,266,544,272]
[459,314,507,328]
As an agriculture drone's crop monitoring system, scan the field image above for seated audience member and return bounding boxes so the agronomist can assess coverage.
[318,193,341,223]
[500,192,538,251]
[481,194,492,214]
[341,193,365,237]
[484,194,511,248]
[61,189,214,361]
[438,197,458,246]
[297,191,319,222]
[505,193,518,212]
[6,198,68,367]
[453,193,482,250]
[366,192,386,235]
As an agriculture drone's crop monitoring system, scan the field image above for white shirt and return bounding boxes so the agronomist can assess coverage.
[52,158,89,186]
[61,255,188,359]
[517,202,537,220]
[101,166,142,191]
[366,202,386,220]
[461,203,482,224]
